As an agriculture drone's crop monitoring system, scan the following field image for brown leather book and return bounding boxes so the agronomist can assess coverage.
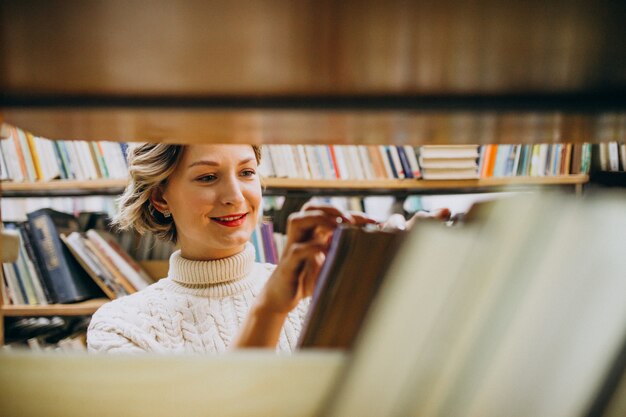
[298,225,405,350]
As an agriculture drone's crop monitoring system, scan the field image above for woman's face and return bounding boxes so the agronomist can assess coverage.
[160,144,262,260]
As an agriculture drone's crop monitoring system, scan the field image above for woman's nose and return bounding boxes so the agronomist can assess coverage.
[219,175,245,205]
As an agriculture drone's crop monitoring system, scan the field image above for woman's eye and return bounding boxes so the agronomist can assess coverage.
[241,170,256,177]
[196,174,217,182]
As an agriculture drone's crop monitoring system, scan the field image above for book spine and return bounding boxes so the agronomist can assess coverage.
[403,145,421,178]
[17,226,49,304]
[24,132,44,180]
[19,222,55,303]
[396,146,414,179]
[27,211,98,303]
[580,143,592,174]
[384,146,399,178]
[15,127,37,181]
[2,263,26,305]
[260,223,276,264]
[328,145,342,179]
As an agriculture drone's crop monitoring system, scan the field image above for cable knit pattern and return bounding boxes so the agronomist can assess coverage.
[87,243,310,354]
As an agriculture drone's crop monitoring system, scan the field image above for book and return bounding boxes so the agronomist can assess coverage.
[61,232,129,300]
[420,145,480,159]
[298,225,405,349]
[85,229,153,291]
[323,192,626,417]
[26,208,105,304]
[421,168,479,180]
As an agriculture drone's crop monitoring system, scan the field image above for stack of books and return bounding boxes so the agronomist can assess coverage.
[418,145,480,180]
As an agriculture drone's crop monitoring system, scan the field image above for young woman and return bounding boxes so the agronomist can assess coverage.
[87,143,376,353]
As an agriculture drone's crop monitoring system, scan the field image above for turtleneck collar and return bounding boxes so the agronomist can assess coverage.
[168,242,255,288]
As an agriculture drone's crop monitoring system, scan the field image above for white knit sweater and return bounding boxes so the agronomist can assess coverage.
[87,243,309,354]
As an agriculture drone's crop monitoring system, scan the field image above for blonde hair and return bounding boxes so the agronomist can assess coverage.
[113,143,262,243]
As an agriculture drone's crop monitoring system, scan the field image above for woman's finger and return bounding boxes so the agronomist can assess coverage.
[280,241,328,274]
[406,208,452,229]
[300,203,355,224]
[286,209,344,244]
[348,211,379,226]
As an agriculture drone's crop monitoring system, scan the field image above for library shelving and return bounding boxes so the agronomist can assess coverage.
[1,175,589,198]
[0,172,588,347]
[0,259,168,345]
[1,1,625,416]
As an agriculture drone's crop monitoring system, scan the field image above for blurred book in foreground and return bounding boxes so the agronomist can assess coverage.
[324,191,626,417]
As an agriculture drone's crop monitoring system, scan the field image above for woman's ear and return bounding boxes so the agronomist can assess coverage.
[150,186,169,214]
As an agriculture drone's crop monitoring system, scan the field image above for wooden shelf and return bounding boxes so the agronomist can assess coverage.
[1,175,589,197]
[1,298,109,317]
[2,1,625,144]
[265,176,589,190]
[1,179,128,197]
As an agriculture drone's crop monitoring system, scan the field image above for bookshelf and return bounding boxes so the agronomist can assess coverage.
[0,259,168,345]
[1,0,625,415]
[1,175,589,197]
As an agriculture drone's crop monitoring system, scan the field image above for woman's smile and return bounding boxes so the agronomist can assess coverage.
[210,213,248,227]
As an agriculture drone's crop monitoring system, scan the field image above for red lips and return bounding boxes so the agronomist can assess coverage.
[210,213,248,227]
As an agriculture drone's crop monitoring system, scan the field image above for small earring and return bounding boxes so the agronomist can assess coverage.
[162,210,171,218]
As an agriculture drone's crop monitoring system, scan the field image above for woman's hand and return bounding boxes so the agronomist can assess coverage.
[259,203,377,315]
[232,203,375,348]
[382,208,451,231]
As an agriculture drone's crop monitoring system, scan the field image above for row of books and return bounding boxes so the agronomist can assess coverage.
[478,143,592,179]
[2,316,89,352]
[1,208,154,306]
[0,124,128,182]
[0,123,591,183]
[260,143,592,181]
[1,198,176,261]
[597,142,626,172]
[251,221,286,264]
[259,144,422,180]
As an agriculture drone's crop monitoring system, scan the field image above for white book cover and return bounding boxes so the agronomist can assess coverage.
[66,140,87,180]
[403,145,421,178]
[389,146,405,179]
[620,143,626,171]
[258,146,275,178]
[419,157,478,169]
[295,145,312,179]
[378,145,394,179]
[113,142,130,178]
[420,145,480,159]
[357,145,375,180]
[334,146,351,180]
[608,142,620,171]
[304,145,322,179]
[347,146,366,180]
[284,145,300,179]
[537,143,549,177]
[317,146,334,179]
[0,145,9,180]
[421,168,479,180]
[0,134,24,181]
[267,146,287,178]
[34,137,56,181]
[82,141,100,179]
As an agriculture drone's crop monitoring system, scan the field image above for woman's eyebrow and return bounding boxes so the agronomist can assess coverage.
[188,160,219,168]
[187,157,255,168]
